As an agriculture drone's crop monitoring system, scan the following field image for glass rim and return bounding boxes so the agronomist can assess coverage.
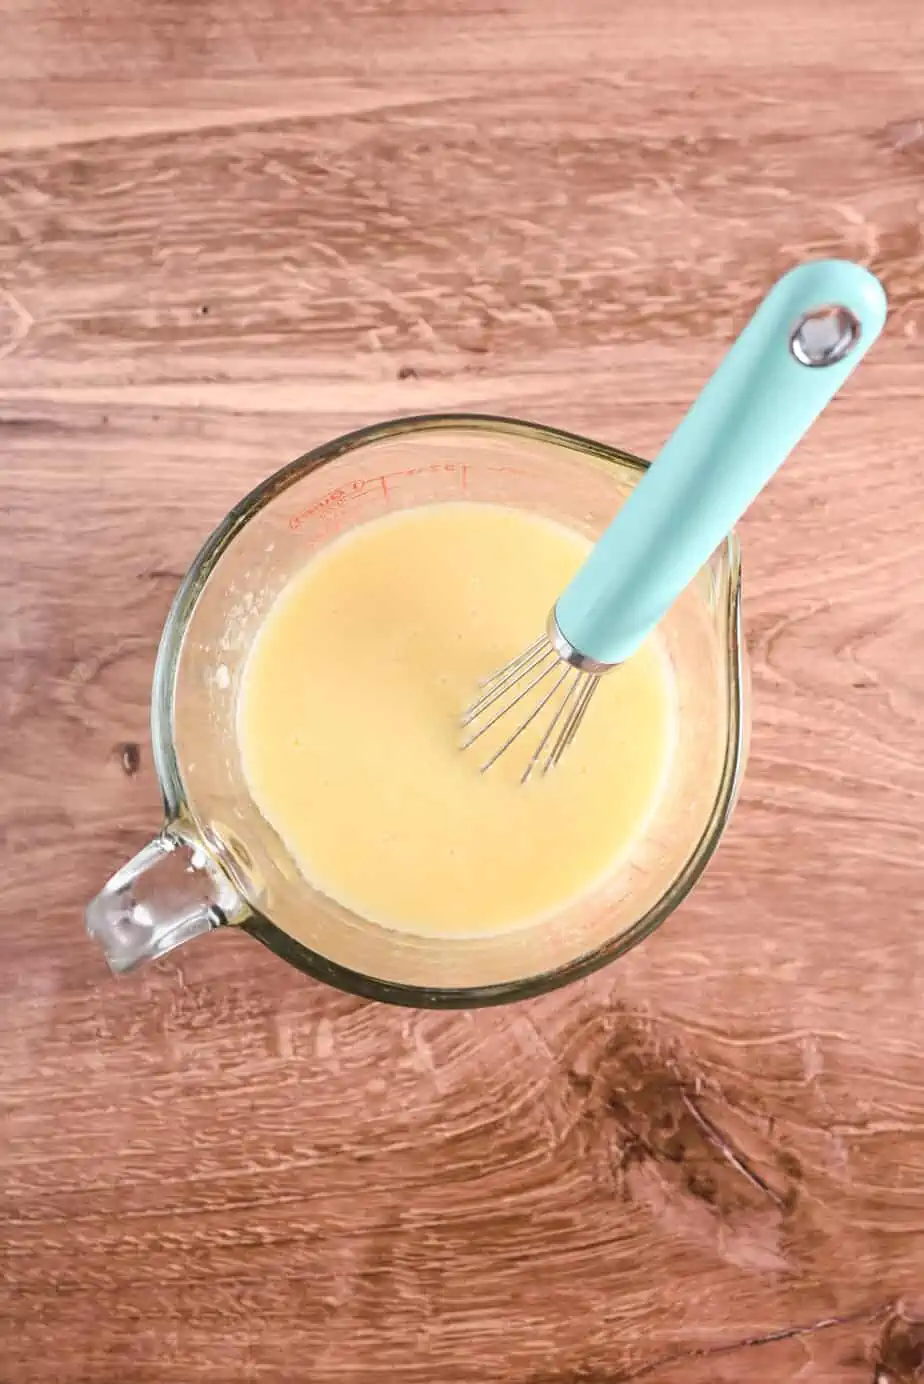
[151,411,745,1008]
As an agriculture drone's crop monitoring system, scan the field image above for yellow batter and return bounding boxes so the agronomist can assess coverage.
[238,502,676,938]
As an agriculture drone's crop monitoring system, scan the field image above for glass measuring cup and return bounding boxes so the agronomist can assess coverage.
[86,414,747,1007]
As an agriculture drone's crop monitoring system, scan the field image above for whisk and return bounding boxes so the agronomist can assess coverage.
[462,259,888,781]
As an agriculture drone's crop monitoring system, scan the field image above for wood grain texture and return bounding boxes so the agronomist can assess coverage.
[3,1,924,1381]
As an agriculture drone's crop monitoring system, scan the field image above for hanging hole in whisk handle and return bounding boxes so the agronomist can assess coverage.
[789,304,862,367]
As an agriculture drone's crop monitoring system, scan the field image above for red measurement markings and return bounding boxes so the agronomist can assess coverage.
[287,463,527,531]
[288,475,378,532]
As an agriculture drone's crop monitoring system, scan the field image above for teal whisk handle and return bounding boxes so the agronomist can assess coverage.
[554,259,887,667]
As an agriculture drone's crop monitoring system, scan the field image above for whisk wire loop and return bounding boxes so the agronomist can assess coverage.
[461,633,602,783]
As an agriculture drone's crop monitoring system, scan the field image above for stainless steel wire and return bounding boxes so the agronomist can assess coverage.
[460,635,602,783]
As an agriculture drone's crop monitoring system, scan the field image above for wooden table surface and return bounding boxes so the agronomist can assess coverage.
[3,1,924,1381]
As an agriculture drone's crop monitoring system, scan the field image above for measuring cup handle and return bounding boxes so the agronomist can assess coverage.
[86,829,242,974]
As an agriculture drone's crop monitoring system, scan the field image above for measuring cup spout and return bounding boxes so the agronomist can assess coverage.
[86,829,241,973]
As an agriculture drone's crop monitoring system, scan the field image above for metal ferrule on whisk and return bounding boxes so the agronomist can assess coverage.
[545,609,614,676]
